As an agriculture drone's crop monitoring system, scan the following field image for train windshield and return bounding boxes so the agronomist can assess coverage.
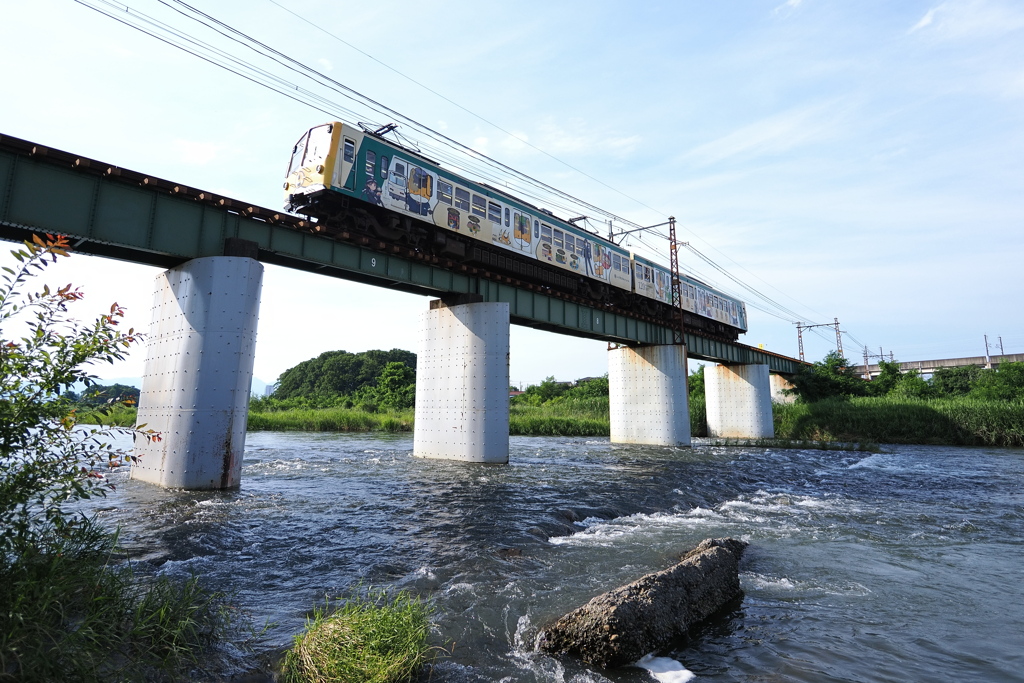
[287,124,333,176]
[287,131,308,176]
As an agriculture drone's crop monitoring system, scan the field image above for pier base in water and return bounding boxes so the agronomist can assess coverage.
[413,299,510,463]
[706,363,775,438]
[130,256,263,489]
[608,344,691,447]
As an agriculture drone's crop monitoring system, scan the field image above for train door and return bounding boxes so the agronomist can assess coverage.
[513,212,532,252]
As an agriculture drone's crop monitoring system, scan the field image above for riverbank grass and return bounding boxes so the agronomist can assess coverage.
[281,589,432,683]
[0,523,230,682]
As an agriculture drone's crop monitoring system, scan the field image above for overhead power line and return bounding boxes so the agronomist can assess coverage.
[74,0,869,352]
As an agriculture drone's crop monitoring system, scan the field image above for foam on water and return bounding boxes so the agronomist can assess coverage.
[633,654,695,682]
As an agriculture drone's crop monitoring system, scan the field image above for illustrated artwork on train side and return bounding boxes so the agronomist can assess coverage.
[282,120,749,339]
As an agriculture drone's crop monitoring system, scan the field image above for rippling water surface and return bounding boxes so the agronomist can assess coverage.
[94,434,1024,682]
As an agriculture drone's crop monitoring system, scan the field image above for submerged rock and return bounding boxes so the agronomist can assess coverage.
[537,537,747,668]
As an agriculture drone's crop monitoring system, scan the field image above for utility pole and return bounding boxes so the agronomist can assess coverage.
[862,347,889,380]
[667,216,685,346]
[999,336,1005,356]
[984,334,992,369]
[795,319,843,362]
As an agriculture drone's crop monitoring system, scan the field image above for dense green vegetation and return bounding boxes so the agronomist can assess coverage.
[248,406,413,432]
[273,349,417,404]
[0,237,233,680]
[759,351,1024,447]
[771,396,1024,447]
[280,589,433,683]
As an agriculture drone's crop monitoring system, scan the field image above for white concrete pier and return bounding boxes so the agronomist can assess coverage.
[413,299,510,463]
[609,344,691,447]
[130,256,263,489]
[705,364,774,439]
[769,373,796,404]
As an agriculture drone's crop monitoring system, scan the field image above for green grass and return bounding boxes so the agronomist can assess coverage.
[772,396,1024,447]
[0,522,232,682]
[510,397,610,436]
[247,407,414,432]
[75,403,139,427]
[78,394,1024,446]
[280,589,433,683]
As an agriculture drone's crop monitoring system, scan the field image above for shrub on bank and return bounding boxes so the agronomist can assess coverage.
[281,590,432,683]
[0,236,233,680]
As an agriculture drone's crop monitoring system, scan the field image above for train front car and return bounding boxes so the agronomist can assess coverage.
[283,122,344,214]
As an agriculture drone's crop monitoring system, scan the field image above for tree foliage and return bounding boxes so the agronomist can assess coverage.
[930,365,982,397]
[510,375,608,407]
[969,361,1024,401]
[0,235,155,559]
[787,351,867,402]
[274,349,417,400]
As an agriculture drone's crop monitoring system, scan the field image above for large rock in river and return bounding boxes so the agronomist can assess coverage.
[537,537,747,668]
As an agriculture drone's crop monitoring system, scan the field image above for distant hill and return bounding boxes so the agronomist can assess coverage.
[273,349,416,399]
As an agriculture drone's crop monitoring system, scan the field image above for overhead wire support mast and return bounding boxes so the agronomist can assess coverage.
[794,318,843,362]
[609,217,685,346]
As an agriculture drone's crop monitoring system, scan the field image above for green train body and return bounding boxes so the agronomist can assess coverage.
[284,121,747,338]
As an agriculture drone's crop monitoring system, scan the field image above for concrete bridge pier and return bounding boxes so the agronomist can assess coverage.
[706,364,775,439]
[130,256,263,489]
[413,297,510,463]
[609,344,691,447]
[769,373,796,404]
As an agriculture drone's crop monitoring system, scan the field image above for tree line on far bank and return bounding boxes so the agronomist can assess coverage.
[785,351,1024,402]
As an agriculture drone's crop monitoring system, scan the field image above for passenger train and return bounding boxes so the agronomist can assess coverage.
[283,121,748,340]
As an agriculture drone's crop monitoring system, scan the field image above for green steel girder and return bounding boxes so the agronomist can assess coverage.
[0,134,805,374]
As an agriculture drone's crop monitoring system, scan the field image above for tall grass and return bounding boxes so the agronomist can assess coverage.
[247,407,414,432]
[0,522,231,681]
[280,589,433,683]
[510,397,609,436]
[773,396,1024,447]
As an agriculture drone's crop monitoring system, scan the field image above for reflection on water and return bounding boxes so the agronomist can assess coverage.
[89,434,1024,682]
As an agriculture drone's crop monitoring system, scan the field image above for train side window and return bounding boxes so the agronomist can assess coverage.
[576,238,586,256]
[380,156,389,178]
[471,194,487,217]
[504,207,510,227]
[438,180,453,205]
[488,201,501,223]
[365,150,376,176]
[612,253,621,271]
[564,233,575,252]
[343,138,355,163]
[541,224,552,242]
[553,228,563,248]
[455,187,470,211]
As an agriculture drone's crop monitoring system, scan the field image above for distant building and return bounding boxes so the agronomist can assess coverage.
[264,383,278,397]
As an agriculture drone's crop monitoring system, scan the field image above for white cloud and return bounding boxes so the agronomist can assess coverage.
[773,0,804,15]
[910,7,938,32]
[683,101,848,167]
[908,0,1024,39]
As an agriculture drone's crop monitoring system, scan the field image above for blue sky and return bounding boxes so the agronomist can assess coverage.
[2,0,1022,388]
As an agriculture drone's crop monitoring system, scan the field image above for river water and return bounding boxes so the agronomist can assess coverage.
[92,433,1024,682]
